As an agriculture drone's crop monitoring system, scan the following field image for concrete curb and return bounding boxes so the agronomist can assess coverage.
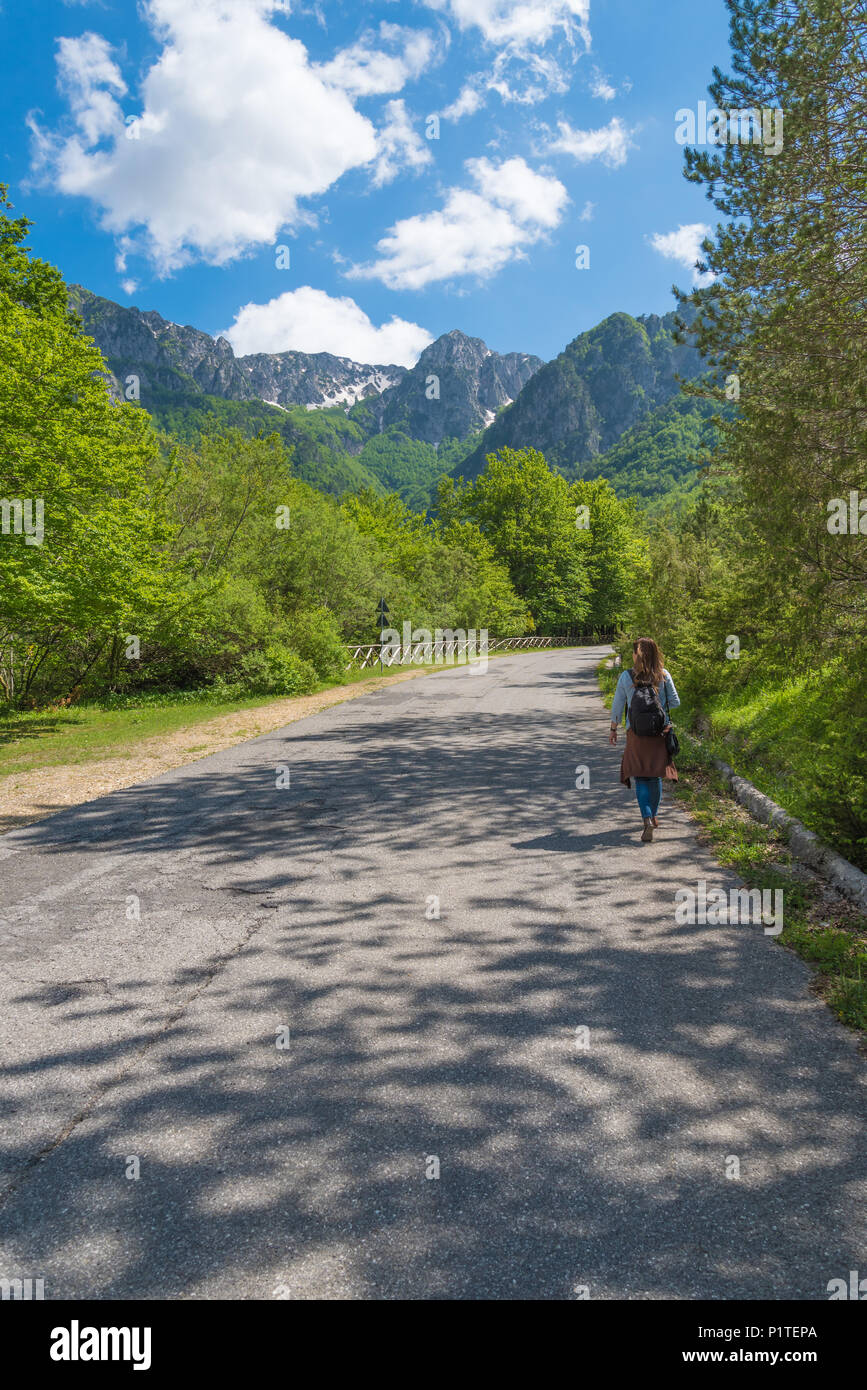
[712,757,867,911]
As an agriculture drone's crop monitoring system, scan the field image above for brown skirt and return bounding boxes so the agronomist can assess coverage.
[620,729,678,788]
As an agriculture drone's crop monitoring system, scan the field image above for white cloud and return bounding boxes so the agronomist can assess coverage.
[422,0,590,49]
[648,223,714,285]
[31,0,387,273]
[316,22,441,97]
[467,154,565,227]
[578,199,595,221]
[545,116,633,167]
[221,286,432,366]
[441,84,484,121]
[54,32,126,145]
[120,278,139,295]
[590,67,616,101]
[440,41,573,119]
[113,235,136,274]
[487,49,570,105]
[349,155,568,291]
[371,99,433,187]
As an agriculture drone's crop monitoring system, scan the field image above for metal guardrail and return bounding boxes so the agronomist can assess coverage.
[488,636,556,651]
[346,638,496,670]
[344,633,602,670]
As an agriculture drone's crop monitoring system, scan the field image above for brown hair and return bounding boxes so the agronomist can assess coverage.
[632,637,664,686]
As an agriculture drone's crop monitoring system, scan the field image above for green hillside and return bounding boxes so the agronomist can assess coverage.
[576,395,723,508]
[455,310,705,480]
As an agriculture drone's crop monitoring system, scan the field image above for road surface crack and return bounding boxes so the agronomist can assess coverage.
[0,904,278,1212]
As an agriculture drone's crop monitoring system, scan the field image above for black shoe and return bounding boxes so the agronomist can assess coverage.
[641,818,654,842]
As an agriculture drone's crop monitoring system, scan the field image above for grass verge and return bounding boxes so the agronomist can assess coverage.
[0,661,438,779]
[0,643,578,779]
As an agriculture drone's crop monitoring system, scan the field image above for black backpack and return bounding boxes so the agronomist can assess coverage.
[628,669,667,737]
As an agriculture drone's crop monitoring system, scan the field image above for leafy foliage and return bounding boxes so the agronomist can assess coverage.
[581,396,724,510]
[441,447,643,632]
[624,0,867,865]
[0,187,179,702]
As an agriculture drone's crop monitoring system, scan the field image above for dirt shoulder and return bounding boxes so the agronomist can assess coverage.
[0,669,427,834]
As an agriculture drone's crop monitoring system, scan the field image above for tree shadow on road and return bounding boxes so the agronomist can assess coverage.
[1,654,862,1299]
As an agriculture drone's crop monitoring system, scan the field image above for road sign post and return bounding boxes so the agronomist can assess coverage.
[376,598,389,675]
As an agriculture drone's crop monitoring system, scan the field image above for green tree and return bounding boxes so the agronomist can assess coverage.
[441,447,593,631]
[677,0,867,613]
[630,2,867,862]
[570,477,647,629]
[0,189,178,702]
[342,489,529,635]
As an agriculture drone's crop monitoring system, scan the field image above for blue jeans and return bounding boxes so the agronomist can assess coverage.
[635,776,662,820]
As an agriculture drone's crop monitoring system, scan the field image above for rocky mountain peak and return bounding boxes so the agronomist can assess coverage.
[69,285,543,442]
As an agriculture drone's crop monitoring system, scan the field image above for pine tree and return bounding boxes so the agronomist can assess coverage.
[675,0,867,634]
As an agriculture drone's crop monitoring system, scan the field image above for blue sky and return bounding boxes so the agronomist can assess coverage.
[0,0,732,365]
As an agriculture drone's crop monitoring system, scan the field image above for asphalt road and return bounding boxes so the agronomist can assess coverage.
[0,647,863,1299]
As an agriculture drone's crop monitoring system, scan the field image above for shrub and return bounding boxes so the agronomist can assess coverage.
[234,645,318,698]
[286,607,348,680]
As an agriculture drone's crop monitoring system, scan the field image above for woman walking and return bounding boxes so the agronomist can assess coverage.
[608,638,680,842]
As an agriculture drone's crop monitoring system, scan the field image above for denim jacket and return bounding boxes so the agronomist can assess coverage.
[611,668,680,731]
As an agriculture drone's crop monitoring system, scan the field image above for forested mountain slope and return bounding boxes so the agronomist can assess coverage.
[454,311,705,481]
